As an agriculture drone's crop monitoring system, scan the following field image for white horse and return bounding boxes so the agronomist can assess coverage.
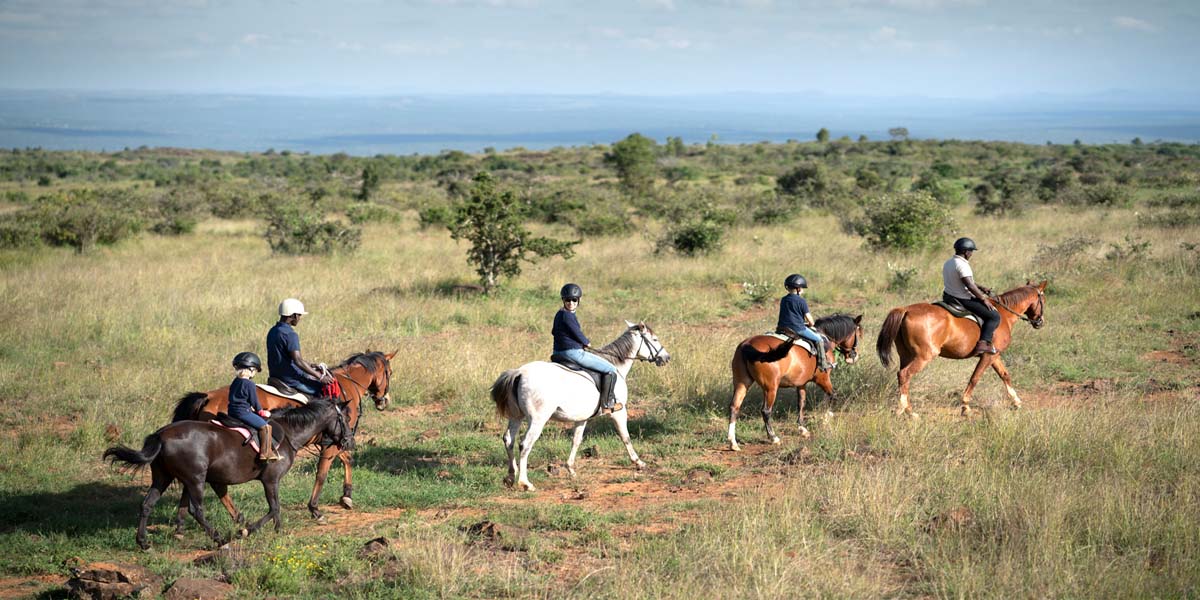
[490,321,670,491]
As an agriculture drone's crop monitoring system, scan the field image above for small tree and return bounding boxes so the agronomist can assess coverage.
[816,127,830,143]
[888,127,910,141]
[848,190,955,251]
[604,133,658,199]
[357,164,380,202]
[448,172,577,293]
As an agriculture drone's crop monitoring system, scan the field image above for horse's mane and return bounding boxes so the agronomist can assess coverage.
[272,397,335,430]
[337,351,387,373]
[998,285,1037,307]
[593,324,651,365]
[814,314,858,341]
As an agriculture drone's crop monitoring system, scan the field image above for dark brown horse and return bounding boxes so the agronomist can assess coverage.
[728,314,864,451]
[105,398,351,549]
[170,350,393,523]
[876,281,1046,417]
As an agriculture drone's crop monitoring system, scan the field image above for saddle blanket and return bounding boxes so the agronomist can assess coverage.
[932,301,983,326]
[762,331,818,356]
[255,383,309,404]
[211,420,262,454]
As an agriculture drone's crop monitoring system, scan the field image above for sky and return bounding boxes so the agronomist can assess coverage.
[0,0,1197,99]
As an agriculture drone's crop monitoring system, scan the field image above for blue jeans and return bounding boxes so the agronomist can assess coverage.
[282,377,321,396]
[230,408,267,429]
[553,348,617,374]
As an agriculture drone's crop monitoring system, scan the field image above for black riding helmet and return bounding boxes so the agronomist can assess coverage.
[232,351,262,371]
[784,273,808,290]
[954,237,978,254]
[560,283,582,301]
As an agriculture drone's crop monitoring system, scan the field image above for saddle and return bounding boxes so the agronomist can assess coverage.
[933,298,983,326]
[763,330,821,356]
[210,414,284,454]
[549,354,604,391]
[259,378,312,404]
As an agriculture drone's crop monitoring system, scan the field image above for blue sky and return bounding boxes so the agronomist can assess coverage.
[1,0,1196,98]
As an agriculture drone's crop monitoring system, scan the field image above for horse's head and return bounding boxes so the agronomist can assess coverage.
[1025,280,1048,329]
[369,351,395,410]
[625,320,670,366]
[336,351,393,411]
[815,314,864,365]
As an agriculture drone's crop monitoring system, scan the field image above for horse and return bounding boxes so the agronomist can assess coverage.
[170,350,393,524]
[876,281,1047,417]
[104,398,351,550]
[491,321,670,492]
[727,314,864,451]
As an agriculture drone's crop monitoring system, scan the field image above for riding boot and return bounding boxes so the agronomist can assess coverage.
[817,339,832,371]
[599,372,623,414]
[971,340,998,357]
[258,425,281,463]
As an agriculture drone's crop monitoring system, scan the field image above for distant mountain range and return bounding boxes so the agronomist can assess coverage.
[1,90,1197,155]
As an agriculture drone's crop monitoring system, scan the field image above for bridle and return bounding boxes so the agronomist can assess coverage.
[837,327,861,362]
[989,289,1045,328]
[632,327,668,365]
[334,357,391,409]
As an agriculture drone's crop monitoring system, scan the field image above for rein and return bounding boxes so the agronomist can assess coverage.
[988,290,1044,325]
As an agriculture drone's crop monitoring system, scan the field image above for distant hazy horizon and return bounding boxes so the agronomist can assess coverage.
[1,89,1197,156]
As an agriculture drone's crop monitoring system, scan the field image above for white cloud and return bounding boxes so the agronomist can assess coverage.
[639,0,676,10]
[240,33,267,45]
[381,38,463,55]
[1112,16,1155,32]
[628,27,693,50]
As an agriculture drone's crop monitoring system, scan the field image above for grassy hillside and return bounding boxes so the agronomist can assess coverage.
[0,140,1198,597]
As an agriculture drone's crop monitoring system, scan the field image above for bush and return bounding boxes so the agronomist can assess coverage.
[1067,183,1132,207]
[149,188,200,236]
[776,162,829,197]
[346,202,404,225]
[27,189,144,253]
[661,219,724,256]
[886,262,920,292]
[417,204,453,230]
[264,201,361,255]
[0,218,41,250]
[572,205,634,237]
[847,190,956,251]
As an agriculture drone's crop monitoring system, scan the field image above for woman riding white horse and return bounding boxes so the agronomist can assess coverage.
[491,318,670,492]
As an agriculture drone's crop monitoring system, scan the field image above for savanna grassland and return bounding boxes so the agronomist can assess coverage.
[1,137,1199,598]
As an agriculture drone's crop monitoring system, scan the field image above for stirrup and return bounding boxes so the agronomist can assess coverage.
[600,402,624,414]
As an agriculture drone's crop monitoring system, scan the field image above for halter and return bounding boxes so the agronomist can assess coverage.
[989,289,1045,327]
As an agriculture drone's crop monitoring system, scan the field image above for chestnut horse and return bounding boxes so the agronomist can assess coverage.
[728,314,864,451]
[170,350,393,523]
[105,398,351,549]
[876,281,1046,417]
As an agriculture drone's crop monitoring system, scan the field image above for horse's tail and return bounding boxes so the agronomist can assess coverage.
[876,308,907,369]
[490,370,524,421]
[740,339,795,363]
[103,432,163,470]
[171,391,209,423]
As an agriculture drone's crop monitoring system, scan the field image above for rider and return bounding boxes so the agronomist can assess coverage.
[266,298,333,397]
[943,237,1001,356]
[228,352,280,463]
[551,283,622,414]
[776,274,832,371]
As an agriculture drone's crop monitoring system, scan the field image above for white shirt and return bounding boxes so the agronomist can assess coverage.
[942,255,974,300]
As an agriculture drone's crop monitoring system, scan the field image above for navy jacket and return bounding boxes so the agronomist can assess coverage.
[776,294,811,334]
[228,377,263,421]
[266,321,306,386]
[552,309,590,352]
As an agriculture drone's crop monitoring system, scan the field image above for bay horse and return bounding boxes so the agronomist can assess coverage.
[104,398,351,549]
[727,314,864,451]
[170,350,393,523]
[876,281,1047,417]
[491,321,670,492]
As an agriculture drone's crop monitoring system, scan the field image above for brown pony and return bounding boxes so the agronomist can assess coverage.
[170,350,394,523]
[728,314,864,451]
[876,281,1046,417]
[105,398,351,549]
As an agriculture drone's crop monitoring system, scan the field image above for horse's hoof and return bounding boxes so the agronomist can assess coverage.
[567,467,577,478]
[340,496,354,510]
[770,437,781,445]
[1010,402,1022,411]
[729,443,741,452]
[137,541,150,551]
[634,459,647,469]
[960,406,973,418]
[238,528,249,538]
[822,411,834,424]
[798,427,811,439]
[518,481,536,492]
[503,476,515,488]
[910,412,922,421]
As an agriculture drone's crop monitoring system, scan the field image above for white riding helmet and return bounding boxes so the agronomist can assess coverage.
[278,298,307,317]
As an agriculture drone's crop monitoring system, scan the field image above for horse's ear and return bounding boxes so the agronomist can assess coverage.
[625,319,636,329]
[854,314,863,324]
[1038,280,1048,291]
[386,350,398,361]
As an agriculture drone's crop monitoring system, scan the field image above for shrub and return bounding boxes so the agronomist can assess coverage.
[149,188,201,236]
[417,204,453,230]
[660,219,724,256]
[346,202,404,225]
[28,189,144,253]
[973,182,1026,216]
[847,190,956,251]
[1069,183,1132,207]
[886,262,920,292]
[776,163,829,197]
[572,205,634,237]
[0,218,41,249]
[912,171,964,206]
[264,201,361,255]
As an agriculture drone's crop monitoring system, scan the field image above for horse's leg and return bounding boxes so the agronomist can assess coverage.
[247,477,282,535]
[503,418,521,488]
[182,476,225,547]
[517,415,551,492]
[306,447,337,522]
[796,387,811,439]
[609,409,646,469]
[960,355,996,417]
[138,466,173,550]
[896,352,933,418]
[338,449,354,510]
[211,483,245,534]
[565,421,588,478]
[728,377,750,452]
[761,384,780,445]
[990,355,1023,410]
[173,492,190,537]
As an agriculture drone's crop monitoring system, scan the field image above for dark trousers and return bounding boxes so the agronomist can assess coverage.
[944,293,1001,343]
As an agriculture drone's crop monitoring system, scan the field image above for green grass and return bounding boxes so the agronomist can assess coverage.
[2,184,1199,597]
